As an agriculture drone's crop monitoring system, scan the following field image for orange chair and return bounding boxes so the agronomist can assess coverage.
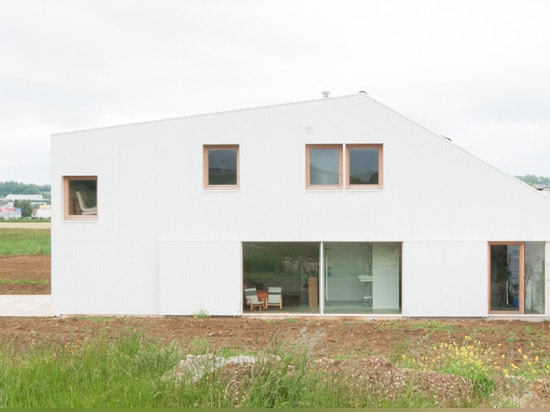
[244,288,264,311]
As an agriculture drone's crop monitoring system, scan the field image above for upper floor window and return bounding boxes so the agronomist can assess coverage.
[64,176,97,220]
[346,144,383,189]
[203,145,239,189]
[306,143,383,190]
[306,144,343,189]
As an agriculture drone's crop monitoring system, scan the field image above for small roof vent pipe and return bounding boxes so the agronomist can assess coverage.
[322,90,330,98]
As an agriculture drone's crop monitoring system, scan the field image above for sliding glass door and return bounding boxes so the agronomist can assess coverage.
[242,242,402,314]
[242,242,320,313]
[324,242,401,314]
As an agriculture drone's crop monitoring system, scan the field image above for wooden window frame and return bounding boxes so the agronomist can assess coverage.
[203,145,240,190]
[346,144,383,190]
[63,176,98,221]
[305,144,343,189]
[488,242,525,314]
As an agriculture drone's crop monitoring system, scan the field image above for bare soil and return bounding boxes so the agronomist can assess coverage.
[0,255,549,406]
[0,255,51,294]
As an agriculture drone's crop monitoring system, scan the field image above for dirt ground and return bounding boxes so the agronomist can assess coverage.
[0,255,549,406]
[0,255,51,294]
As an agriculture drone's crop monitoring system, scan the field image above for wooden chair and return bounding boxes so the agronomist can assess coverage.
[75,191,97,215]
[244,288,264,311]
[266,286,283,310]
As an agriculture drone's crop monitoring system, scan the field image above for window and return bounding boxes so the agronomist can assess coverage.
[346,144,383,189]
[489,242,545,314]
[64,176,97,219]
[203,145,239,189]
[306,144,383,190]
[306,144,343,188]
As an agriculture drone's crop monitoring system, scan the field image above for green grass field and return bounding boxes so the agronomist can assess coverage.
[0,229,50,255]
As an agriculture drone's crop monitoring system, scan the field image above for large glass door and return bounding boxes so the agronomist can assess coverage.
[242,242,320,313]
[489,243,523,312]
[323,242,401,314]
[243,241,402,315]
[489,242,546,315]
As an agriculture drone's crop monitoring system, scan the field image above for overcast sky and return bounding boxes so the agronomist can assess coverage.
[1,0,549,185]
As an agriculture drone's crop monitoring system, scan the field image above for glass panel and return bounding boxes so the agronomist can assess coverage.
[242,242,319,313]
[309,148,340,185]
[525,242,545,314]
[323,242,401,314]
[490,244,520,312]
[68,178,97,216]
[208,149,237,185]
[349,148,379,185]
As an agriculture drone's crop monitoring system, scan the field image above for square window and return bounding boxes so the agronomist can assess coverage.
[204,145,239,189]
[64,176,98,219]
[347,144,383,189]
[306,144,343,188]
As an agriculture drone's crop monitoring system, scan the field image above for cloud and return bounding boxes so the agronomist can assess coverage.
[1,0,550,184]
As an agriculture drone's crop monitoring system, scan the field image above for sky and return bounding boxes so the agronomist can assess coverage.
[1,0,549,185]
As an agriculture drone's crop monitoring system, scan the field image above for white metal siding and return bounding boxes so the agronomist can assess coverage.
[403,241,488,317]
[158,241,242,315]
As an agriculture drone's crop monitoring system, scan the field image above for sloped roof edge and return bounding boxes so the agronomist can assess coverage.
[51,92,546,199]
[51,93,368,136]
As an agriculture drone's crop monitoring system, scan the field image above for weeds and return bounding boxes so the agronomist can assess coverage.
[399,335,550,403]
[0,330,473,408]
[0,328,547,408]
[193,308,210,319]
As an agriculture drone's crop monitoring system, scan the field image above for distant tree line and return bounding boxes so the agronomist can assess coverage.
[515,175,550,187]
[0,181,51,199]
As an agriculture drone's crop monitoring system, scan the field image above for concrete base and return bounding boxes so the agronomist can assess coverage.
[0,295,53,317]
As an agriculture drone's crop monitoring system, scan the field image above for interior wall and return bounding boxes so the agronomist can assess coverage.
[373,243,401,310]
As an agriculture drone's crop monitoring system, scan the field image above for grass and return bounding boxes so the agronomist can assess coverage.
[0,328,547,408]
[0,330,457,408]
[0,229,50,255]
[0,331,180,408]
[0,279,49,286]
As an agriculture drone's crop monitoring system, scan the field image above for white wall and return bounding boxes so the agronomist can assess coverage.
[403,241,488,317]
[158,241,242,315]
[51,94,550,316]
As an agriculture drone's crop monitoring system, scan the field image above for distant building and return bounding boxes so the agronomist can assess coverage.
[0,207,22,220]
[6,194,44,202]
[32,205,52,219]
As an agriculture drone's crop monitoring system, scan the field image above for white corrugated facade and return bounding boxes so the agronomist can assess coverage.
[51,94,550,318]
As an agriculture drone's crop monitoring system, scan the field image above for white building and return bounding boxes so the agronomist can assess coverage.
[32,205,52,219]
[0,207,21,220]
[51,94,550,318]
[6,194,44,202]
